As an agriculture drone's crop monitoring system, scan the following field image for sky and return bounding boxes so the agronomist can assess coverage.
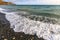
[3,0,60,5]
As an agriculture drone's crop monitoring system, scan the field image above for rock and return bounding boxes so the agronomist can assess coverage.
[0,0,12,5]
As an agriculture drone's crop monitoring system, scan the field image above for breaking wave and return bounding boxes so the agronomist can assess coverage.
[0,8,60,40]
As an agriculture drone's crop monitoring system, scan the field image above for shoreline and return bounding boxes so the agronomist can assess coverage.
[0,12,45,40]
[0,8,60,40]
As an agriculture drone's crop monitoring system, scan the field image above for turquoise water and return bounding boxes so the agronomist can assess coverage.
[0,5,60,18]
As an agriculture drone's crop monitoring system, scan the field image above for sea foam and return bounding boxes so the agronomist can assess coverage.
[0,8,60,40]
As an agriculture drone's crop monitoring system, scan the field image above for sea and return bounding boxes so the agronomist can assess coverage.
[0,5,60,40]
[0,5,60,19]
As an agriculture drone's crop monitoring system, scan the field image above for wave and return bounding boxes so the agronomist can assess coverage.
[0,8,60,40]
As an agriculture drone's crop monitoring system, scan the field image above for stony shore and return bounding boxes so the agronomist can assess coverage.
[0,13,45,40]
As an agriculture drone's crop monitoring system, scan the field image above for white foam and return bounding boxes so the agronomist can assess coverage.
[0,8,15,15]
[5,12,60,40]
[1,8,60,40]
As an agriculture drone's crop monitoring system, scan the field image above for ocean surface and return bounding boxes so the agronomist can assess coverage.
[0,5,60,19]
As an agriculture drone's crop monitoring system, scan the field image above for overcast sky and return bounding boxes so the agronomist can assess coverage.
[3,0,60,5]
